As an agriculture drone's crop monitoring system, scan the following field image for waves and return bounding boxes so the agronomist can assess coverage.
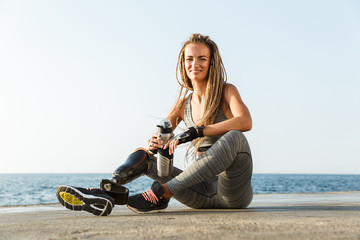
[1,173,359,206]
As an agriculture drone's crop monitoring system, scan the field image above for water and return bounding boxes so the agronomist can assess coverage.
[0,174,359,206]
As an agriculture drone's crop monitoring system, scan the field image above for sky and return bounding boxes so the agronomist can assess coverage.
[0,0,359,174]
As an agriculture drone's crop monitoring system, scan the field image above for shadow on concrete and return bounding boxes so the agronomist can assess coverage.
[108,205,360,218]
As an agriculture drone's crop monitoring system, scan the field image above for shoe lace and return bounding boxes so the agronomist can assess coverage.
[142,189,159,204]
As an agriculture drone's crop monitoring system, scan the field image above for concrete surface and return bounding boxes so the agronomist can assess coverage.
[0,191,359,240]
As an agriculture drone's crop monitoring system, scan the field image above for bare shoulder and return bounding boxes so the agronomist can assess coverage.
[223,83,242,102]
[222,83,252,131]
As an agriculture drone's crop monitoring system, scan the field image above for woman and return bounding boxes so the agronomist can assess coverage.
[56,33,253,216]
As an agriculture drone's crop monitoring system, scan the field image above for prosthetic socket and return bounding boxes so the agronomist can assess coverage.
[111,148,150,185]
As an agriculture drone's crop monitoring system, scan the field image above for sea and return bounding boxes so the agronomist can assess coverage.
[0,173,360,206]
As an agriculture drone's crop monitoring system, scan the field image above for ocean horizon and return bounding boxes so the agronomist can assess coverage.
[1,173,360,206]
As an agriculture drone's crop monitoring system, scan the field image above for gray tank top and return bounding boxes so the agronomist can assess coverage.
[183,93,228,152]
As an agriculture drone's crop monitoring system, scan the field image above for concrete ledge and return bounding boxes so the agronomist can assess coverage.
[1,192,359,240]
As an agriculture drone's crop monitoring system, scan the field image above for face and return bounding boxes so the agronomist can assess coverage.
[184,43,211,83]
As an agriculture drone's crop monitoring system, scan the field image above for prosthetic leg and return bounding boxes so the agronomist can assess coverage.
[100,148,151,205]
[111,148,150,184]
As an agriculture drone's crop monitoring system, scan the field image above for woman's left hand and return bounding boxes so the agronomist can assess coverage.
[163,139,179,155]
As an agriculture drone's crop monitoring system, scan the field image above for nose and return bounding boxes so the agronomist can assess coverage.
[192,59,199,67]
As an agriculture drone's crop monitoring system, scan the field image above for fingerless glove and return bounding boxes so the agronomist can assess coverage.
[173,126,204,144]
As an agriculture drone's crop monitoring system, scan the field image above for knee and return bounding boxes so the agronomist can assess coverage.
[219,130,250,154]
[223,130,246,143]
[227,129,244,137]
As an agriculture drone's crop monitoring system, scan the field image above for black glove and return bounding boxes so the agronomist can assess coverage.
[173,126,204,144]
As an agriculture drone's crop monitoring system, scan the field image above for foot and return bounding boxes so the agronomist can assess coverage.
[127,181,169,213]
[56,185,115,216]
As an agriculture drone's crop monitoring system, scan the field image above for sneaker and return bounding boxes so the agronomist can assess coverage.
[56,185,115,216]
[127,181,169,213]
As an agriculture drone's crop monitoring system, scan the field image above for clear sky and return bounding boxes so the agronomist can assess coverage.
[1,0,359,174]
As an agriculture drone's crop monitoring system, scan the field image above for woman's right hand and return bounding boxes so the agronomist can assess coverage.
[146,132,165,154]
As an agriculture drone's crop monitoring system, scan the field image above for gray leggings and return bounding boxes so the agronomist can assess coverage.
[146,130,253,209]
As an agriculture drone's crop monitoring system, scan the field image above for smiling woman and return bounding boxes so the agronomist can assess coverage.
[185,43,211,83]
[56,33,254,216]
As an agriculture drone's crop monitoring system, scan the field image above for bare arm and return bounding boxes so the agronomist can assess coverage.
[165,97,186,131]
[165,84,252,154]
[202,84,252,136]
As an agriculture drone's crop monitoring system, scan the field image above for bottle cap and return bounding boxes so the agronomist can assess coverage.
[157,119,172,133]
